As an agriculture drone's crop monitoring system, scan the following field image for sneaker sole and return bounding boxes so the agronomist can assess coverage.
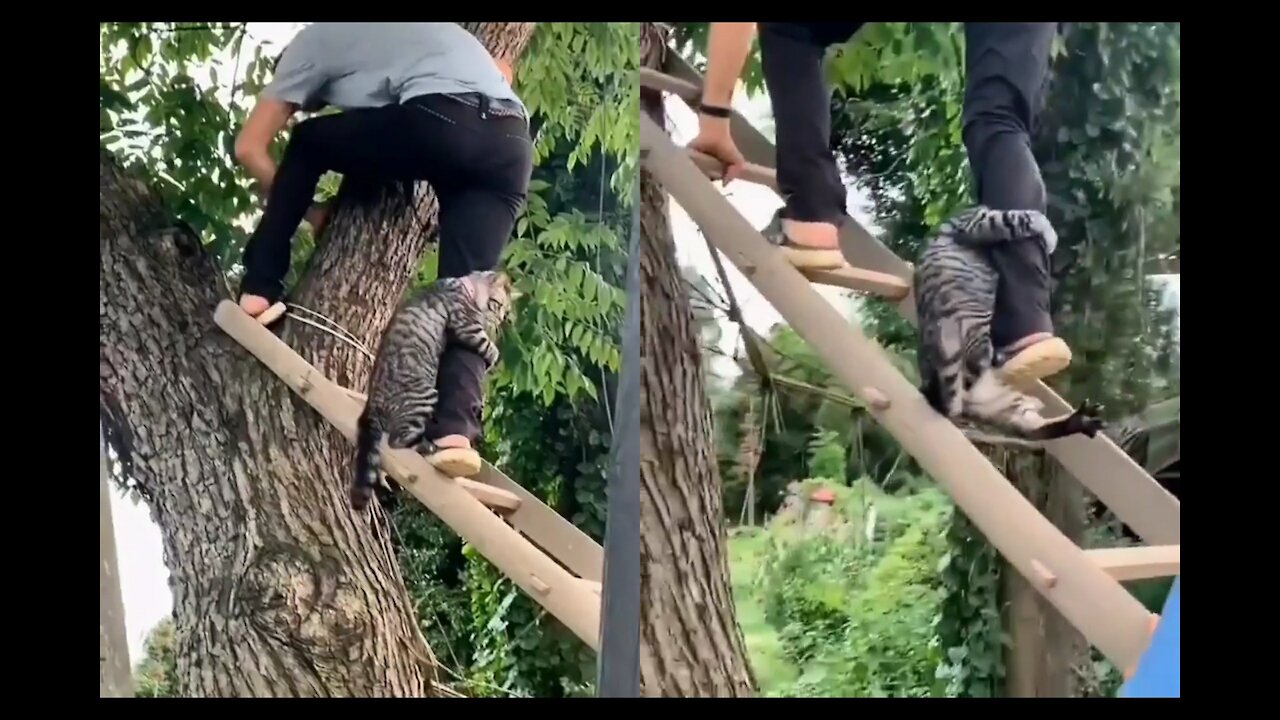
[427,447,483,478]
[781,247,847,270]
[997,337,1072,388]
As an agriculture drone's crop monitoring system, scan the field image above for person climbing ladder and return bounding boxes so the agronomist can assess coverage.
[232,22,533,477]
[688,22,1072,386]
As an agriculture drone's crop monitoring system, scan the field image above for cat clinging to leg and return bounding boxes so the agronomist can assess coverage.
[914,206,1104,440]
[351,270,516,511]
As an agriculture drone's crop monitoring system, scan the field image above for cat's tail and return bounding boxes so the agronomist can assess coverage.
[945,206,1058,254]
[351,410,384,511]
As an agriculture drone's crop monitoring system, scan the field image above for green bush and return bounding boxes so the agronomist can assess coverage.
[133,618,177,698]
[760,534,872,664]
[755,486,952,697]
[807,429,848,484]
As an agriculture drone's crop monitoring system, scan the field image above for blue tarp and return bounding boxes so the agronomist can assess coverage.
[1119,575,1180,698]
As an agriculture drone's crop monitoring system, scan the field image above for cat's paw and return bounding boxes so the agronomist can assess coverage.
[1068,399,1106,438]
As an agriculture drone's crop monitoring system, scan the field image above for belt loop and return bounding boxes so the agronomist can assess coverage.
[478,94,490,119]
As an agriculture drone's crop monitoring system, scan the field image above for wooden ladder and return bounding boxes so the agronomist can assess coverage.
[640,56,1180,671]
[214,301,603,652]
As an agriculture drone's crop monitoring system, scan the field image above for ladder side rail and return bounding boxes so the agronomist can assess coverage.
[335,389,604,579]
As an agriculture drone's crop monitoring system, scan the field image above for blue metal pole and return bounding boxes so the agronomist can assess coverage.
[596,180,641,697]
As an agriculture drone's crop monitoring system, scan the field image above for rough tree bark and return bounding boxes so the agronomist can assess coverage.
[98,23,536,698]
[638,22,757,698]
[998,451,1090,698]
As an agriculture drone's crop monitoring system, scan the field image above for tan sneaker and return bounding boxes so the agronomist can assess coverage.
[426,447,483,478]
[997,336,1072,388]
[255,301,288,326]
[762,212,846,271]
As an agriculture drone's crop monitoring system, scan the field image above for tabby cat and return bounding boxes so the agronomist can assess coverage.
[914,206,1104,440]
[351,270,515,510]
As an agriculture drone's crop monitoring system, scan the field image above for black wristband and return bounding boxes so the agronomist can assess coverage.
[698,102,731,118]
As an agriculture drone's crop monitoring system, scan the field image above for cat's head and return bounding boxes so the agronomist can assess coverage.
[465,270,519,335]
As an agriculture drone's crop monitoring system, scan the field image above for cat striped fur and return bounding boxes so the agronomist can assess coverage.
[914,205,1104,439]
[351,270,515,511]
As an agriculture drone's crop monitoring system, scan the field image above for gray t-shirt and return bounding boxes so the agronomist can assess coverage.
[264,22,525,115]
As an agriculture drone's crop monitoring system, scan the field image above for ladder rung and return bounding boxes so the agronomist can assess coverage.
[658,69,912,302]
[639,67,698,101]
[340,386,602,581]
[338,387,521,512]
[1085,545,1180,582]
[687,149,777,191]
[685,149,910,299]
[455,478,521,512]
[802,266,911,300]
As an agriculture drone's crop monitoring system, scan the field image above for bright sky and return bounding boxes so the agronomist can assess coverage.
[105,23,1180,668]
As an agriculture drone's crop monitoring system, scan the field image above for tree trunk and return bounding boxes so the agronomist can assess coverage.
[100,426,134,698]
[1000,452,1089,698]
[637,23,757,698]
[98,23,536,698]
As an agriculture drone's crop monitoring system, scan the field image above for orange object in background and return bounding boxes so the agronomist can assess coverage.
[810,488,837,505]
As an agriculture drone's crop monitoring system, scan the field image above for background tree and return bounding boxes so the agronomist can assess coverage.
[638,21,757,697]
[101,22,635,697]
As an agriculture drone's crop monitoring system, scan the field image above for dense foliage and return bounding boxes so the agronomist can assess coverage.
[743,479,950,697]
[132,619,178,698]
[391,24,636,698]
[706,318,919,522]
[102,22,637,697]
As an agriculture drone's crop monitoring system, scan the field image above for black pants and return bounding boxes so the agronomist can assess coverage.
[239,93,534,443]
[758,22,1058,347]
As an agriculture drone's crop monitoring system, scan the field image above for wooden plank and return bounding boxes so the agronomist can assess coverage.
[691,148,912,297]
[800,266,911,299]
[655,58,909,284]
[650,61,1180,546]
[339,388,523,511]
[685,149,910,299]
[471,464,604,582]
[339,389,603,582]
[213,301,601,651]
[646,63,778,170]
[1086,546,1180,582]
[640,66,697,99]
[642,113,1154,670]
[686,148,777,190]
[454,478,520,512]
[686,148,911,298]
